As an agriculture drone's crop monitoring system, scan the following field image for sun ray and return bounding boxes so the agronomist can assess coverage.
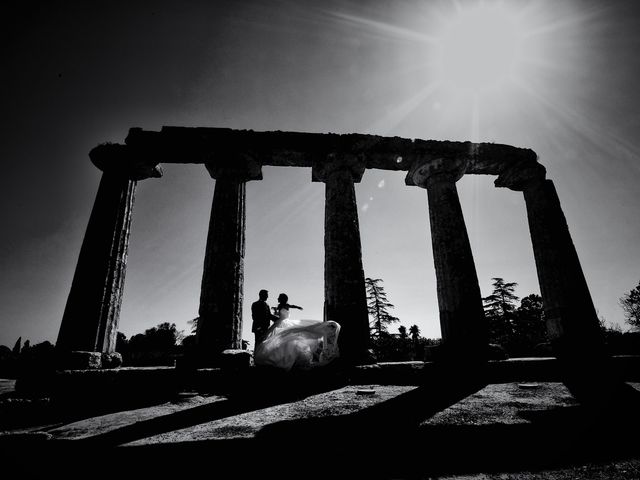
[325,10,438,45]
[251,176,323,252]
[512,78,640,173]
[366,82,441,135]
[521,6,609,40]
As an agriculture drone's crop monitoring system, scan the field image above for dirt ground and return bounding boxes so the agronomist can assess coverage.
[2,379,639,479]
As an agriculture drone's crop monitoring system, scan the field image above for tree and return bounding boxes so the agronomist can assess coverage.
[115,332,128,353]
[620,280,640,329]
[365,278,399,337]
[18,340,55,371]
[125,322,184,366]
[483,277,519,345]
[187,317,199,334]
[12,337,21,355]
[511,294,547,355]
[398,325,408,339]
[128,322,184,352]
[409,325,424,360]
[409,324,421,341]
[483,278,519,318]
[516,294,545,332]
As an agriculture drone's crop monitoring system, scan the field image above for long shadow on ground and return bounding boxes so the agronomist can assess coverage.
[76,367,349,447]
[113,390,640,479]
[4,367,640,479]
[2,365,489,478]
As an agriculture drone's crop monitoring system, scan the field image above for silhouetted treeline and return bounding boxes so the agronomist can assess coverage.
[370,328,441,362]
[0,338,55,379]
[116,323,184,367]
[367,276,640,362]
[599,322,640,355]
[481,277,640,358]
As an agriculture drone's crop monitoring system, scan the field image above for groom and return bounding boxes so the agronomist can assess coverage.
[251,289,278,347]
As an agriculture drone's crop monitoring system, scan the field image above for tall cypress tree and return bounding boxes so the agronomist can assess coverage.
[483,277,519,344]
[365,277,399,337]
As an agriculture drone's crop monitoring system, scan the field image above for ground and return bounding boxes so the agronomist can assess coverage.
[1,367,639,479]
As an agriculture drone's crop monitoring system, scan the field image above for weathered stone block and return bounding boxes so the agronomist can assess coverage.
[424,345,438,362]
[101,352,123,368]
[533,342,554,357]
[58,351,102,370]
[487,343,508,361]
[220,349,252,369]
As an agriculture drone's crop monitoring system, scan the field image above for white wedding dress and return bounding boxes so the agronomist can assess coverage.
[253,308,341,371]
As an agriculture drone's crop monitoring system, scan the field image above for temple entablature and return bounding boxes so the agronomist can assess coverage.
[90,143,163,180]
[204,152,263,181]
[123,126,540,176]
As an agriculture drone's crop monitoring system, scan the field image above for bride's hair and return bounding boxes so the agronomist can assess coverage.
[278,293,288,304]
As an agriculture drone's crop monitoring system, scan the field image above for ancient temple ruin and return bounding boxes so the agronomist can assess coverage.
[56,127,607,370]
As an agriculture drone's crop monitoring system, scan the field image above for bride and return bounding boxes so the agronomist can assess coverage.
[253,293,341,371]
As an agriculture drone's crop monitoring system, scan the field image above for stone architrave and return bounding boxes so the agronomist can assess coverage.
[495,164,606,357]
[312,154,370,364]
[406,156,487,360]
[56,144,163,360]
[197,155,262,362]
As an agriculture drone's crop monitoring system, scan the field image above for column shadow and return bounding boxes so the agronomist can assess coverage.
[6,366,639,479]
[74,366,349,447]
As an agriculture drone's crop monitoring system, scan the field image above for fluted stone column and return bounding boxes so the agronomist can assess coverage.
[56,144,162,367]
[495,163,634,404]
[406,156,487,361]
[495,164,606,355]
[197,156,262,363]
[312,154,370,364]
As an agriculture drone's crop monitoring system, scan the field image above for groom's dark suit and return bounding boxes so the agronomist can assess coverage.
[251,299,275,346]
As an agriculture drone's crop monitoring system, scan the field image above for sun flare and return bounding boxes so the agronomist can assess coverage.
[436,5,523,92]
[328,0,594,145]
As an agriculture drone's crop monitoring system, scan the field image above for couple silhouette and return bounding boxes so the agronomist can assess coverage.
[250,289,341,371]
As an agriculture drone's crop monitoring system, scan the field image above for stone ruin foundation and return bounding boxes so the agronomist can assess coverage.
[54,127,630,404]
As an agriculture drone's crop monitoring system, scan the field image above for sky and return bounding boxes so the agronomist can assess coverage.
[1,0,640,349]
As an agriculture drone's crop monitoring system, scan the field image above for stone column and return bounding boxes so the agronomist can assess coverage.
[312,154,370,364]
[196,155,262,363]
[56,144,162,368]
[495,163,631,404]
[406,156,487,361]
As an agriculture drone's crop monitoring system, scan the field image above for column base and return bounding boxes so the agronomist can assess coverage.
[424,343,504,363]
[186,349,253,370]
[338,349,377,367]
[551,343,640,409]
[55,351,123,370]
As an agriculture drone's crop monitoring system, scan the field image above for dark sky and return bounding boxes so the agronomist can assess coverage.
[2,0,640,347]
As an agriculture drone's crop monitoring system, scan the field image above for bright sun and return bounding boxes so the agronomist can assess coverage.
[339,0,583,142]
[437,5,523,92]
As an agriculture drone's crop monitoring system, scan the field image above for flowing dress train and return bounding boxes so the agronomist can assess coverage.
[254,308,340,371]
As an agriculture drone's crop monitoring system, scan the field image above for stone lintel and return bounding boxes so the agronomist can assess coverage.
[311,153,366,183]
[494,161,547,191]
[90,143,163,181]
[125,126,537,174]
[204,153,263,181]
[470,144,538,175]
[405,156,469,188]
